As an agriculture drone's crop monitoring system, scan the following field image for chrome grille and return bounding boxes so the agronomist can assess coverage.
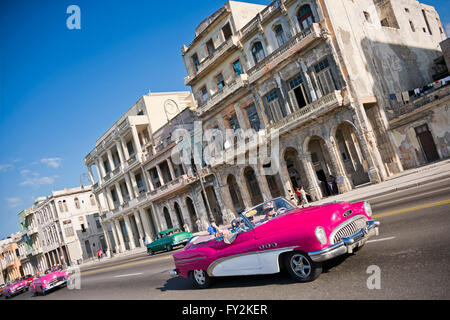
[331,216,367,244]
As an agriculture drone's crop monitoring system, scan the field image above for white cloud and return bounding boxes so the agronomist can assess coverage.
[0,163,14,172]
[20,169,31,175]
[41,158,62,169]
[20,176,56,187]
[6,197,22,209]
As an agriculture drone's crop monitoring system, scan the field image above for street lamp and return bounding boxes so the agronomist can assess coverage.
[163,99,215,224]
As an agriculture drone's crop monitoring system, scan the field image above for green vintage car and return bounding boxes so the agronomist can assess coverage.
[146,228,192,255]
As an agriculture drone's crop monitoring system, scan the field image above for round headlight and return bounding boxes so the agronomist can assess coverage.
[364,202,372,217]
[315,226,327,245]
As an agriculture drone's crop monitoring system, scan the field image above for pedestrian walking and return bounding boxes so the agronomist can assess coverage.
[96,250,101,261]
[299,186,310,207]
[295,187,302,206]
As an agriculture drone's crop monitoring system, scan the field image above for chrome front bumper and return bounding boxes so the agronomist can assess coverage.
[309,220,380,263]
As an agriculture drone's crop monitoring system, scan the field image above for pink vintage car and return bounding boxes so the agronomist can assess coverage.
[3,278,28,299]
[31,267,69,296]
[170,197,379,288]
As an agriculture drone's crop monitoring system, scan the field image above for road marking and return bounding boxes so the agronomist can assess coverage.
[114,273,143,278]
[366,236,396,244]
[373,199,450,219]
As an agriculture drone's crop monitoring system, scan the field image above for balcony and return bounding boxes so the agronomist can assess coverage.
[106,193,150,220]
[147,175,191,202]
[248,23,324,84]
[198,74,249,116]
[387,85,450,122]
[271,89,345,134]
[26,226,38,236]
[185,35,240,86]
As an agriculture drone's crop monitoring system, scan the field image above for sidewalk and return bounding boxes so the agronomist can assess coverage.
[79,246,147,269]
[313,159,450,206]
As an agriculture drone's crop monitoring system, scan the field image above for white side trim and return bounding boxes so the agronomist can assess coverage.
[209,247,296,277]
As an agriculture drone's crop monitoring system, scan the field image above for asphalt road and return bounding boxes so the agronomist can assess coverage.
[9,183,450,300]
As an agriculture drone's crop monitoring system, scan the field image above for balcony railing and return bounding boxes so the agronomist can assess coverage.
[387,85,450,121]
[248,23,323,84]
[185,35,240,86]
[271,89,345,133]
[198,74,249,115]
[147,175,190,202]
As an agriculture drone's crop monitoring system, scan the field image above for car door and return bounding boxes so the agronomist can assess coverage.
[207,230,262,277]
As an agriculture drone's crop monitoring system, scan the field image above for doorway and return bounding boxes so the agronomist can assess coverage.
[415,124,440,163]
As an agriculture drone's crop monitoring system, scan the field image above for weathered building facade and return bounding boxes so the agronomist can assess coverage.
[181,0,449,224]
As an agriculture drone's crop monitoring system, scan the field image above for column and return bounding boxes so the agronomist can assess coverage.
[120,137,130,160]
[279,161,294,198]
[156,164,165,186]
[129,172,140,197]
[167,158,176,180]
[124,173,136,200]
[101,222,113,257]
[96,159,105,181]
[300,153,323,201]
[131,126,143,155]
[103,189,112,211]
[144,169,155,191]
[220,184,238,225]
[325,138,352,194]
[138,208,153,243]
[107,149,115,171]
[88,166,95,185]
[133,212,145,247]
[109,221,120,254]
[123,215,136,250]
[114,220,125,253]
[114,183,124,205]
[236,174,252,210]
[115,140,125,167]
[254,167,272,201]
[140,167,151,192]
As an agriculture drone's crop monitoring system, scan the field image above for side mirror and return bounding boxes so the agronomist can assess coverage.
[224,232,238,245]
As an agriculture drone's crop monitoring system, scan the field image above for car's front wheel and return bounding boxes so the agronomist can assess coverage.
[190,270,212,289]
[166,244,173,252]
[284,252,322,282]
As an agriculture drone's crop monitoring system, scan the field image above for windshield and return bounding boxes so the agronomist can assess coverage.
[243,198,295,228]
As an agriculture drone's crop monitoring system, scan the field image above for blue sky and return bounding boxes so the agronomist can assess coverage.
[0,0,448,239]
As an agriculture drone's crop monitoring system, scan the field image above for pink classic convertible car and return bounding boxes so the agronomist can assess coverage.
[31,267,70,296]
[3,278,29,299]
[170,197,379,288]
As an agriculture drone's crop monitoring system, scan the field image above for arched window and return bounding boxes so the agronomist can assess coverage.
[74,198,80,209]
[297,5,315,31]
[274,25,286,47]
[63,200,68,212]
[90,194,96,206]
[251,41,265,64]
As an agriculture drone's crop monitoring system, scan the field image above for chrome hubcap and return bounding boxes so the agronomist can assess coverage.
[290,254,311,278]
[193,270,206,285]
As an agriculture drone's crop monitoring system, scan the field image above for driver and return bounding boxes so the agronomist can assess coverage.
[262,202,276,222]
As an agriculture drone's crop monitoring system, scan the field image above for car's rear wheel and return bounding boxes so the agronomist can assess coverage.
[284,252,322,282]
[147,248,154,256]
[190,270,212,289]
